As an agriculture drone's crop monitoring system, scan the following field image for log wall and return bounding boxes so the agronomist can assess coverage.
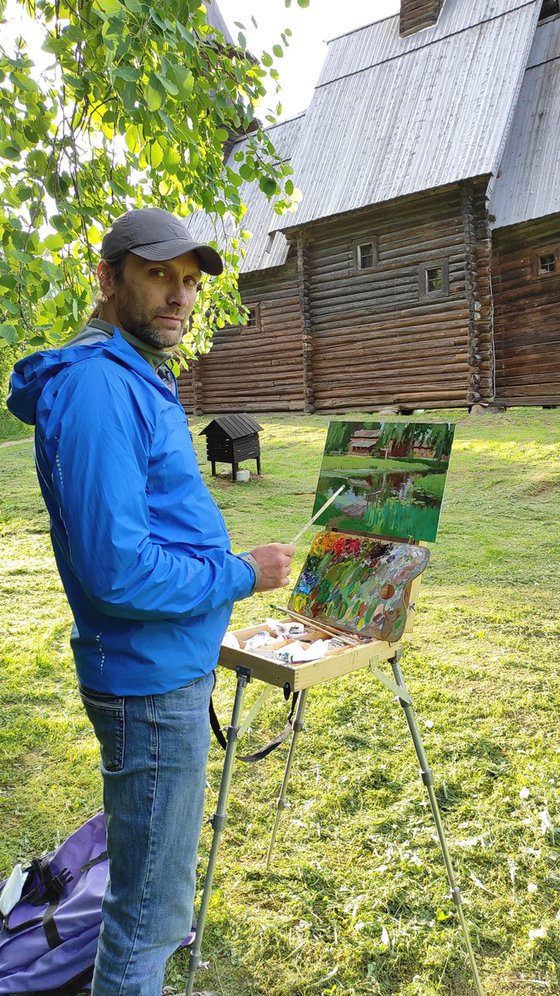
[179,257,305,414]
[179,182,495,414]
[492,216,560,406]
[400,0,444,36]
[300,182,491,411]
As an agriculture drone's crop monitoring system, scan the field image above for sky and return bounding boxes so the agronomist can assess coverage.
[218,0,401,120]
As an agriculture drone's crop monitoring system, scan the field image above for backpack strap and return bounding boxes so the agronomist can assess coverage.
[79,851,108,873]
[43,898,63,949]
[209,692,300,763]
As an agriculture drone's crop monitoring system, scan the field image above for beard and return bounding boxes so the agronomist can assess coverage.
[114,287,187,349]
[124,319,186,350]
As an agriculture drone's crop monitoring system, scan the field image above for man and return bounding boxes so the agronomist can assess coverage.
[7,208,294,995]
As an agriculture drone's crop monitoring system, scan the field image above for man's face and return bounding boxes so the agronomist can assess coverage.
[98,251,202,349]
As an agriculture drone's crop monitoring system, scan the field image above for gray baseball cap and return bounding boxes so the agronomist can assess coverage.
[101,207,223,275]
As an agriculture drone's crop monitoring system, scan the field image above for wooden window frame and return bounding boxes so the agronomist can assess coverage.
[241,302,261,333]
[531,245,559,279]
[418,259,449,299]
[353,237,378,273]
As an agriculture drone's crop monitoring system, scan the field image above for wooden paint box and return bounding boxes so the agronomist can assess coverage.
[219,572,423,693]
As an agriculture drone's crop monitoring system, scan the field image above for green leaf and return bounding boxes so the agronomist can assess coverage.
[114,66,141,82]
[93,0,123,16]
[239,162,254,182]
[121,81,137,111]
[0,323,17,344]
[272,45,283,58]
[0,144,21,161]
[148,140,164,168]
[261,51,273,68]
[10,70,39,93]
[125,124,140,153]
[156,70,179,96]
[166,67,193,100]
[259,177,278,197]
[51,215,68,234]
[145,80,164,112]
[62,24,85,42]
[42,233,65,251]
[163,146,182,169]
[87,225,102,245]
[40,260,62,282]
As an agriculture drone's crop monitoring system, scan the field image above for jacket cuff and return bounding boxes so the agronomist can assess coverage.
[238,552,260,592]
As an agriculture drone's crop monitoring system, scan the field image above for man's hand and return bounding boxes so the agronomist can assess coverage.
[247,543,295,592]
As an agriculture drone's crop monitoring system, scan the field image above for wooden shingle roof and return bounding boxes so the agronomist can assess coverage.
[491,14,560,229]
[199,414,263,439]
[272,0,541,232]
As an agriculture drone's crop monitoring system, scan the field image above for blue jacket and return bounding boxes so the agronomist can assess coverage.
[7,328,256,694]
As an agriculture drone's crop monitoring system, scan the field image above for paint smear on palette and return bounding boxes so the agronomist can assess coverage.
[288,530,430,643]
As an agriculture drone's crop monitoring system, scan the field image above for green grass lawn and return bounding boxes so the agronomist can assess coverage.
[1,408,560,995]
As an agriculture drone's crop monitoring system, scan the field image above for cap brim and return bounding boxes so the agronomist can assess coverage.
[131,239,223,275]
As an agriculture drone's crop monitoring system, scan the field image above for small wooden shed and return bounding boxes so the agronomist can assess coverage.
[200,414,263,481]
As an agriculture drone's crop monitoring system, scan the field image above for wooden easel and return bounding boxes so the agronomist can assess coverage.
[185,419,483,994]
[184,589,484,996]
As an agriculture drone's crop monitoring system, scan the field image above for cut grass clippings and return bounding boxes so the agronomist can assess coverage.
[1,408,559,995]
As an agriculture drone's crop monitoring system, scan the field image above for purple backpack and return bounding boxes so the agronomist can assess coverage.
[0,813,195,994]
[0,813,107,994]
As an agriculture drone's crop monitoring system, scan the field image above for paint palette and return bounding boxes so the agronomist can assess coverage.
[289,530,429,643]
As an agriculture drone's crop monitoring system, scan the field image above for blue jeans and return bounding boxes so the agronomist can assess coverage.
[79,670,215,996]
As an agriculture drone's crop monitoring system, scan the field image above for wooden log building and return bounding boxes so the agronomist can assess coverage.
[181,0,560,414]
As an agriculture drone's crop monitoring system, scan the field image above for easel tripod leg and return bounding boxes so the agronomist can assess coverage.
[390,651,485,996]
[266,688,309,870]
[184,669,250,996]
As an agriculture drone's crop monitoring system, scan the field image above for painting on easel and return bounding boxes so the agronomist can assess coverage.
[312,421,455,543]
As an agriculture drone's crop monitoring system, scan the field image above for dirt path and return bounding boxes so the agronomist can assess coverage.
[0,438,33,448]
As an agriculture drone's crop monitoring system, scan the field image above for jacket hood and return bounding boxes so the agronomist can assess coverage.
[7,327,175,425]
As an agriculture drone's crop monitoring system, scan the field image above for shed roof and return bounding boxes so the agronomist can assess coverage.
[199,414,263,438]
[271,0,541,232]
[187,114,304,274]
[490,14,560,229]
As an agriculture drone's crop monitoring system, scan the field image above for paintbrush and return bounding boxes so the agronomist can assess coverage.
[289,485,344,545]
[270,604,360,647]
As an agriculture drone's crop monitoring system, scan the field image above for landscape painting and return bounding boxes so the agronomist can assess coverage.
[311,421,455,543]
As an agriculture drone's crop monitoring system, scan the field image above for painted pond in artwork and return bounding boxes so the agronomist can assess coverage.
[312,421,455,543]
[289,530,430,642]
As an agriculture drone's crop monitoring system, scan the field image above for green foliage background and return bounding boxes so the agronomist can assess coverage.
[0,0,301,357]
